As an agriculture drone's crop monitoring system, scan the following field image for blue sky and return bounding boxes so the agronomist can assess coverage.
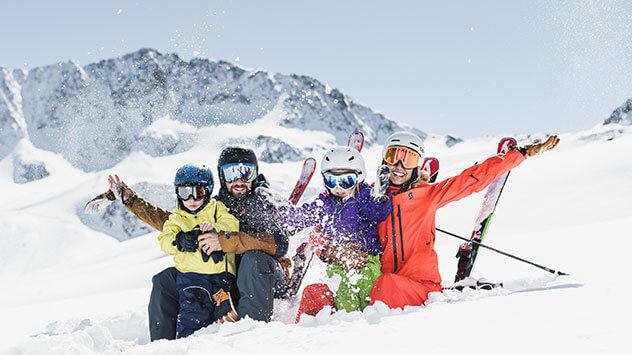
[2,0,631,138]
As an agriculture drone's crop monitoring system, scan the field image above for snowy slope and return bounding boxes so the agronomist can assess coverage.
[1,119,630,354]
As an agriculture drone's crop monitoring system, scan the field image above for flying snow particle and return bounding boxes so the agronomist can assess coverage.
[235,57,240,62]
[117,9,123,15]
[193,51,201,56]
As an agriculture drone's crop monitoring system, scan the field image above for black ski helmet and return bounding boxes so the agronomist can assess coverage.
[217,146,259,183]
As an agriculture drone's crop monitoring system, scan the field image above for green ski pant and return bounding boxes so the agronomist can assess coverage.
[326,254,382,313]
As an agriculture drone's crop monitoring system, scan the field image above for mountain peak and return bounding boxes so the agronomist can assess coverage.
[0,48,422,172]
[604,98,632,125]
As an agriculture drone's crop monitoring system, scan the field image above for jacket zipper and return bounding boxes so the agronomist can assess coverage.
[397,205,404,261]
[391,200,398,272]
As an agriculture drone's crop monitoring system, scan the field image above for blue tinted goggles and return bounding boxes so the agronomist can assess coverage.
[221,163,257,183]
[322,172,358,191]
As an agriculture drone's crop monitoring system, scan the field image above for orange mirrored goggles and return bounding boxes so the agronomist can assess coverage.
[383,146,420,169]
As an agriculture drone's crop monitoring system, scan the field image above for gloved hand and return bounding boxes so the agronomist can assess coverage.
[321,242,369,272]
[210,251,225,263]
[514,135,560,158]
[197,225,224,263]
[370,165,390,203]
[308,226,328,258]
[200,249,224,263]
[173,230,199,252]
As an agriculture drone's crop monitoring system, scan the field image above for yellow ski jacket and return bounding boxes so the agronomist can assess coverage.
[158,200,239,275]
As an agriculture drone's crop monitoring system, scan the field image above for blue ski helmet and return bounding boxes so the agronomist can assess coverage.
[174,164,214,193]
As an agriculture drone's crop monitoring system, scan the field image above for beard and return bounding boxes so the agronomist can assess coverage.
[228,182,251,200]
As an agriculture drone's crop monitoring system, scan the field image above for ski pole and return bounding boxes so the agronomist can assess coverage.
[436,227,569,276]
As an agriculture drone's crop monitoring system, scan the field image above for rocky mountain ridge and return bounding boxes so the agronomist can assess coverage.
[0,48,422,172]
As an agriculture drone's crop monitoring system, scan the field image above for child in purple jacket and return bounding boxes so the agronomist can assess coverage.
[283,146,392,318]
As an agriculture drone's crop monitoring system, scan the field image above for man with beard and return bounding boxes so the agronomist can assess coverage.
[108,147,289,341]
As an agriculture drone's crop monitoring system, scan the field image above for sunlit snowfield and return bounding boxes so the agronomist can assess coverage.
[1,121,630,354]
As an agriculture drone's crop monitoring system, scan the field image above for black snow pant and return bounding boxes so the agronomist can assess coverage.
[236,250,287,322]
[148,250,287,341]
[148,267,179,341]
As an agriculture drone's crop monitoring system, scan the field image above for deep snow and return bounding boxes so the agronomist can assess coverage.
[1,122,630,354]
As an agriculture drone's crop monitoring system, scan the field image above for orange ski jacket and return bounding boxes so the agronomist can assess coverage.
[378,150,526,284]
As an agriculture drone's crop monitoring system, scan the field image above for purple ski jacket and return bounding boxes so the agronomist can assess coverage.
[283,182,392,255]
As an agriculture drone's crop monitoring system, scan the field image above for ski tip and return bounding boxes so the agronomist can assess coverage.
[422,157,440,183]
[498,137,518,154]
[348,131,364,152]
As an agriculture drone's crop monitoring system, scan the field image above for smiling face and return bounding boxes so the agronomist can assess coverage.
[386,162,414,186]
[225,179,253,199]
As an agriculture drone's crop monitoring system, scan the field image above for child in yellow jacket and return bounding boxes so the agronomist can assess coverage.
[157,164,240,338]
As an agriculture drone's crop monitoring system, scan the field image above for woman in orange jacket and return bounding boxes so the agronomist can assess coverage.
[369,132,560,309]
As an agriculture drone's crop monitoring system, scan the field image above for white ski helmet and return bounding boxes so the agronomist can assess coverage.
[382,131,425,167]
[320,146,366,182]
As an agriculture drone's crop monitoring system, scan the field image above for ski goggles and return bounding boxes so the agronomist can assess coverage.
[322,172,358,191]
[176,184,208,201]
[383,146,420,169]
[221,163,257,183]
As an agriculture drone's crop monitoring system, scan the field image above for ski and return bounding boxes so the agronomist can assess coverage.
[347,130,364,152]
[444,280,504,291]
[454,137,517,282]
[443,278,579,294]
[283,241,315,298]
[422,157,440,183]
[287,157,317,205]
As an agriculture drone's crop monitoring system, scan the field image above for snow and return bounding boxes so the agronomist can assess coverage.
[1,118,631,354]
[0,48,420,170]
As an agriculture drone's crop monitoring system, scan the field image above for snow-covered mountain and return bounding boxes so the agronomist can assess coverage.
[604,98,632,125]
[1,50,631,354]
[0,48,422,172]
[1,121,630,354]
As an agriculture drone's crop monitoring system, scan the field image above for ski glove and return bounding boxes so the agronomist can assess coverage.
[512,135,560,158]
[173,230,199,252]
[321,242,368,272]
[370,165,391,203]
[196,227,226,263]
[198,249,224,263]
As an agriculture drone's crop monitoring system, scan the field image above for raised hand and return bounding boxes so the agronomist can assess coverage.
[107,174,133,202]
[370,165,390,203]
[522,135,560,157]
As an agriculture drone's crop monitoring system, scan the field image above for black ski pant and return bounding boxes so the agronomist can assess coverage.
[236,250,287,322]
[148,267,179,341]
[148,250,287,341]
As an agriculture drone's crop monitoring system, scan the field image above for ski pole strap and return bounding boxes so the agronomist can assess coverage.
[436,228,569,276]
